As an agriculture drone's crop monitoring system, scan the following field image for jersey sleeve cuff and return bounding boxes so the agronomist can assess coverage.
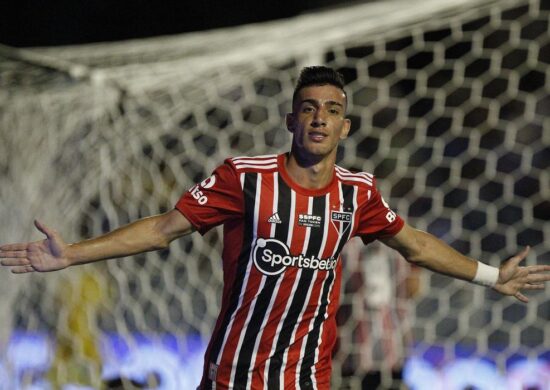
[174,203,206,235]
[377,216,405,239]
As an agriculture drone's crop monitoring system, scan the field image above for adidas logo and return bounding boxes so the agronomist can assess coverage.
[268,212,282,224]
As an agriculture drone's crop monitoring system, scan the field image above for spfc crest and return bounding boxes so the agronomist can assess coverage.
[330,211,352,235]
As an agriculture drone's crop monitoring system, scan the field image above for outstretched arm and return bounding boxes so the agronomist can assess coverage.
[381,223,550,303]
[0,209,194,273]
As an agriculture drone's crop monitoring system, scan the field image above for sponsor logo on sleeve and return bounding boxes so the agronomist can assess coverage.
[381,196,397,223]
[189,175,217,205]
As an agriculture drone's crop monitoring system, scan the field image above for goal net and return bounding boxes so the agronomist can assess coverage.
[0,0,548,388]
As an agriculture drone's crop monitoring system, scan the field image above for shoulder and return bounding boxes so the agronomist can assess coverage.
[227,154,279,173]
[335,165,376,189]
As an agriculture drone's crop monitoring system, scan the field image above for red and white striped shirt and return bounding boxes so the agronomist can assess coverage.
[176,153,404,389]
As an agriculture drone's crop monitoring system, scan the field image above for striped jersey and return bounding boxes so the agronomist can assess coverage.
[176,153,404,390]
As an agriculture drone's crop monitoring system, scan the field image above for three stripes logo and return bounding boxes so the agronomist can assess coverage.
[268,212,282,224]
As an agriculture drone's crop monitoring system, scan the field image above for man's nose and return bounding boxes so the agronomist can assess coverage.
[311,110,327,127]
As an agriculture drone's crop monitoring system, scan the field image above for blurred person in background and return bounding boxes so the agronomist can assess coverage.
[337,238,420,389]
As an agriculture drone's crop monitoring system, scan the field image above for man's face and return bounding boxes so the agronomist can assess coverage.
[287,84,351,159]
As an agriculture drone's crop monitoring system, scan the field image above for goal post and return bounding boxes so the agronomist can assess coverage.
[0,0,548,388]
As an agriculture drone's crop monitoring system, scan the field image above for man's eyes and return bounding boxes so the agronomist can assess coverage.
[301,106,341,114]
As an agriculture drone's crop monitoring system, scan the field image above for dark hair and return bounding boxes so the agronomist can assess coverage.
[292,66,347,107]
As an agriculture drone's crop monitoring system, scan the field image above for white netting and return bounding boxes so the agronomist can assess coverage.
[0,0,548,388]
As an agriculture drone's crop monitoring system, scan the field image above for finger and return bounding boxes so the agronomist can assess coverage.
[509,246,530,266]
[527,274,550,283]
[1,258,31,266]
[11,265,35,274]
[523,283,544,290]
[514,292,529,303]
[527,265,550,273]
[34,220,54,239]
[0,243,29,251]
[0,250,28,258]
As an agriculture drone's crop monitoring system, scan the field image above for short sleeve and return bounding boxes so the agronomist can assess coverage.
[175,160,243,235]
[355,183,404,244]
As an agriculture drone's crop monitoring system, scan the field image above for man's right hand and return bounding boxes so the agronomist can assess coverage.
[0,220,71,273]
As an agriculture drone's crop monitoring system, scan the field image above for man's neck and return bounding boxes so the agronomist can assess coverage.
[285,150,336,190]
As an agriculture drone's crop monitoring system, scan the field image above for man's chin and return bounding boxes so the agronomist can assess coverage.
[307,143,335,156]
[292,145,336,163]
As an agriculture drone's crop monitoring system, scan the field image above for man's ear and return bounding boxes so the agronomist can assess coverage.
[340,118,351,140]
[286,113,295,133]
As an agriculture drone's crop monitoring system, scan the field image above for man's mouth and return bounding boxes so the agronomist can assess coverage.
[308,131,328,142]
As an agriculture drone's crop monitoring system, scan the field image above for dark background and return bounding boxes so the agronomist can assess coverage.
[0,0,364,47]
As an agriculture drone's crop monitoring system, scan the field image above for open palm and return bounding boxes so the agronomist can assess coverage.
[493,246,550,303]
[0,220,70,273]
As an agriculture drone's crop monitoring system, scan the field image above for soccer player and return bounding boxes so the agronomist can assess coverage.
[338,239,419,389]
[1,66,549,390]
